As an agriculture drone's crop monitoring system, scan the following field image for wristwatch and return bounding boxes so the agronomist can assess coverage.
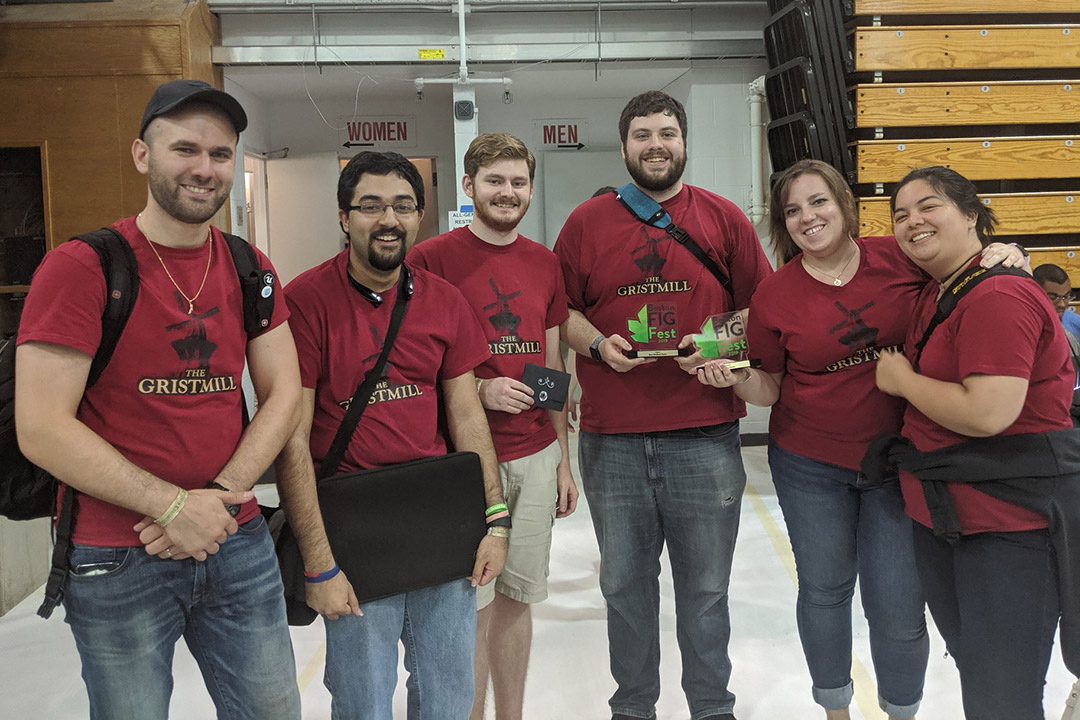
[206,481,242,517]
[589,334,606,363]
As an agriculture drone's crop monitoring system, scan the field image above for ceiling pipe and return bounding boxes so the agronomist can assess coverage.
[405,0,514,212]
[411,0,512,93]
[457,0,467,81]
[208,1,761,12]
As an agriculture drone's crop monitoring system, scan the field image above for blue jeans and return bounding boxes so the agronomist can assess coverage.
[768,442,928,718]
[579,422,745,720]
[63,514,301,720]
[913,524,1060,720]
[324,578,476,720]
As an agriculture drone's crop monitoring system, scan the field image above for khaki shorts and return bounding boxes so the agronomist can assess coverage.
[476,440,560,610]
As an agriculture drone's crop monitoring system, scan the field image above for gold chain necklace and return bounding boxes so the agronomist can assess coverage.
[802,238,858,287]
[138,214,213,315]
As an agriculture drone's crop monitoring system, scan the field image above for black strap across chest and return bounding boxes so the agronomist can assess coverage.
[319,266,413,480]
[614,182,733,300]
[913,263,1031,372]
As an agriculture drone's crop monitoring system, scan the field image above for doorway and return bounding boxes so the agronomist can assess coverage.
[243,153,270,256]
[339,155,439,242]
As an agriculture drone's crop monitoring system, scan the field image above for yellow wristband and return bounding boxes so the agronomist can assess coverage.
[486,526,510,539]
[154,488,188,527]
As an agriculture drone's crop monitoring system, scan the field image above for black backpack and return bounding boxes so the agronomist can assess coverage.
[0,226,275,618]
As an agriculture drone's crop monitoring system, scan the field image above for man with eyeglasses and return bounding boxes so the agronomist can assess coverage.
[408,133,578,720]
[1034,263,1080,425]
[277,151,507,716]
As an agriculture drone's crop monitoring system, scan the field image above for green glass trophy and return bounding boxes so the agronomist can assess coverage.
[625,302,690,358]
[692,311,752,368]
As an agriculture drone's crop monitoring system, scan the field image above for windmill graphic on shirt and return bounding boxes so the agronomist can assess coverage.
[137,294,237,397]
[361,326,387,372]
[632,227,667,279]
[829,300,878,351]
[165,294,219,372]
[484,278,522,339]
[339,324,420,409]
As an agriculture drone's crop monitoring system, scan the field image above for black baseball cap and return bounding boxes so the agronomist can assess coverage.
[139,79,248,139]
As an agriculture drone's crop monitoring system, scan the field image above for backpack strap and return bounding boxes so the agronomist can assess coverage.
[39,227,139,619]
[220,232,275,336]
[73,228,140,388]
[1064,329,1080,422]
[913,264,1031,372]
[38,229,274,619]
[614,182,734,300]
[907,263,1033,544]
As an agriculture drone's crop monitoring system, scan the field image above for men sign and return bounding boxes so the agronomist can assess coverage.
[535,119,589,151]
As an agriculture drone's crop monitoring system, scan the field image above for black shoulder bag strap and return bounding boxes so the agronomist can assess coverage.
[220,232,276,335]
[911,262,1031,544]
[39,227,140,619]
[615,182,733,299]
[912,264,1031,373]
[318,266,414,481]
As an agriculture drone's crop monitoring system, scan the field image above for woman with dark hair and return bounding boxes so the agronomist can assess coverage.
[875,166,1071,719]
[694,159,1025,720]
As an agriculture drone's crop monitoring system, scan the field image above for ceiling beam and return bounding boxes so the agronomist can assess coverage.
[209,0,766,12]
[212,38,764,65]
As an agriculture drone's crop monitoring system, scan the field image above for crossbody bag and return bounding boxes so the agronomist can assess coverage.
[274,266,487,625]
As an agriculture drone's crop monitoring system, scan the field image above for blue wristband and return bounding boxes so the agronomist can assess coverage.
[304,564,341,584]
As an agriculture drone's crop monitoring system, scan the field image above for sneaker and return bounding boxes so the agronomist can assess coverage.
[699,715,736,720]
[611,715,655,720]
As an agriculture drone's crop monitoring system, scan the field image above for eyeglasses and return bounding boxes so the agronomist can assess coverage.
[348,201,419,216]
[1046,291,1077,304]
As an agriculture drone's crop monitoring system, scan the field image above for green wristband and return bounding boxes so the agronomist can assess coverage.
[485,503,508,517]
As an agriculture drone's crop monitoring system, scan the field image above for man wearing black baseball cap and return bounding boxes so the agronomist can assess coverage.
[15,78,302,719]
[140,78,248,139]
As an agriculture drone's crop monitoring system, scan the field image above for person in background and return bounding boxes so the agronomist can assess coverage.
[1033,263,1080,337]
[1034,264,1080,425]
[566,185,619,430]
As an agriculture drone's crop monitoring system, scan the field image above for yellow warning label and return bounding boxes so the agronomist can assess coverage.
[418,48,446,60]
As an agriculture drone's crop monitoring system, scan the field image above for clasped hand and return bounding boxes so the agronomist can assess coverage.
[133,487,253,561]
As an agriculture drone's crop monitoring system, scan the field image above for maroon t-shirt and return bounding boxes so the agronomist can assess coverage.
[285,251,490,474]
[900,264,1073,534]
[408,227,569,462]
[17,217,288,545]
[555,185,772,433]
[749,236,924,469]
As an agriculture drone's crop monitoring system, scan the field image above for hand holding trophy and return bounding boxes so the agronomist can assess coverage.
[685,311,760,388]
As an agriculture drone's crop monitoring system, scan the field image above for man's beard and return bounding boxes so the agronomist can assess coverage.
[474,197,529,234]
[147,166,230,225]
[367,230,407,271]
[625,152,686,193]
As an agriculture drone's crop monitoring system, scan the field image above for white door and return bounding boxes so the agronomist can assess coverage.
[266,153,342,285]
